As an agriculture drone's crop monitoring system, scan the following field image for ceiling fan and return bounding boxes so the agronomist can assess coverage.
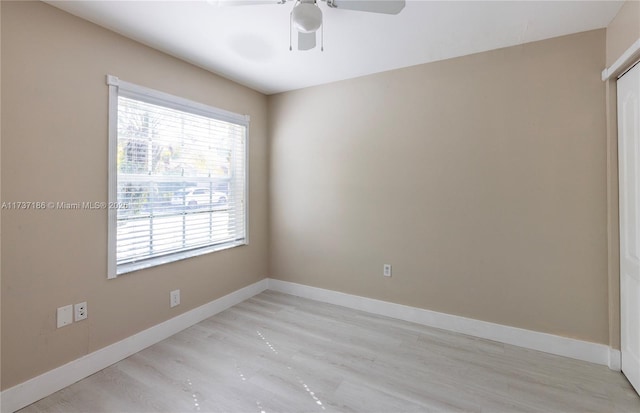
[211,0,406,51]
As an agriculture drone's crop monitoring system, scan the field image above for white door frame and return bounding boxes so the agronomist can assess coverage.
[617,59,640,395]
[602,37,640,394]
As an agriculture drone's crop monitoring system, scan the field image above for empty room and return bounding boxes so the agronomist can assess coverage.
[2,0,640,412]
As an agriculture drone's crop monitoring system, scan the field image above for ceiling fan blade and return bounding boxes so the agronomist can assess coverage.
[298,31,316,51]
[325,0,405,14]
[209,0,288,7]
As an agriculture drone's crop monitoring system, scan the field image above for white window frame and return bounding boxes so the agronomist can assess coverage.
[107,75,249,278]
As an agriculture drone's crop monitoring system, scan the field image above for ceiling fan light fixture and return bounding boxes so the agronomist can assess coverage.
[291,2,322,33]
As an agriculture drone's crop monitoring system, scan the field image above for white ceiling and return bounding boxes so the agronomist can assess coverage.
[46,1,623,95]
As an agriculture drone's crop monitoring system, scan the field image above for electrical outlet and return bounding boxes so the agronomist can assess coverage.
[383,264,392,277]
[57,305,73,328]
[170,289,180,308]
[74,302,88,321]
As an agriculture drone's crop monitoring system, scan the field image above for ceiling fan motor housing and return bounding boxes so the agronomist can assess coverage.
[292,1,322,33]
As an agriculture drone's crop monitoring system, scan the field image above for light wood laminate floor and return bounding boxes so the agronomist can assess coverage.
[19,291,640,413]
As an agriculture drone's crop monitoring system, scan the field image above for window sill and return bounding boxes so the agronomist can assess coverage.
[114,240,246,277]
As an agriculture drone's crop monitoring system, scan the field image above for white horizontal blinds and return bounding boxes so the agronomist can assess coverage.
[115,92,246,266]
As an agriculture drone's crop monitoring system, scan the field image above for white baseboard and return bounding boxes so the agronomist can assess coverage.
[609,348,622,371]
[0,277,619,413]
[0,279,268,413]
[267,279,613,368]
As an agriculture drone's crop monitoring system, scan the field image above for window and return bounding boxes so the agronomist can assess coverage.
[107,76,248,278]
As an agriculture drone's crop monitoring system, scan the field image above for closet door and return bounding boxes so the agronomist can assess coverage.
[618,61,640,395]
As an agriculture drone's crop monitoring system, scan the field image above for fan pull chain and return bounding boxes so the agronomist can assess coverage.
[321,23,324,51]
[289,12,293,51]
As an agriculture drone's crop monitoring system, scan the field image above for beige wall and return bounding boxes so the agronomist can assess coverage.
[604,0,640,350]
[1,1,268,389]
[269,30,609,345]
[606,0,640,67]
